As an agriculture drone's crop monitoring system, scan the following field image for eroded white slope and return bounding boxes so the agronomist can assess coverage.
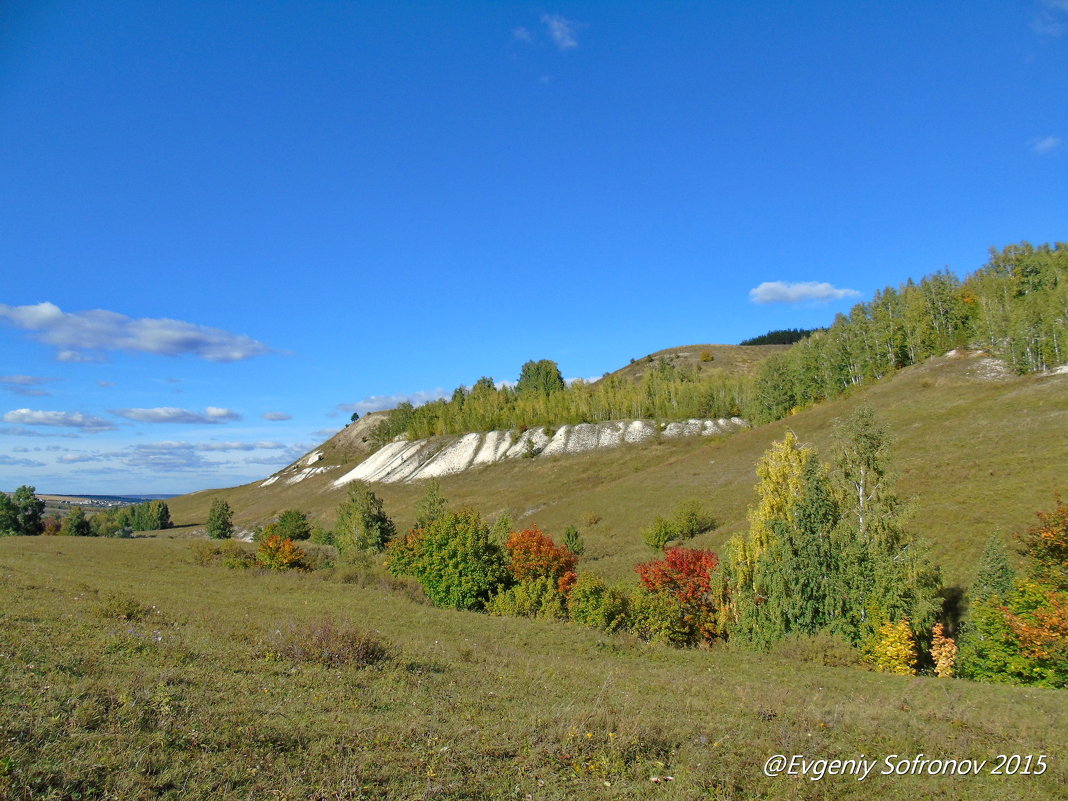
[303,416,746,487]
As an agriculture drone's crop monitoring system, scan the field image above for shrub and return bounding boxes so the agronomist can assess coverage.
[98,591,153,622]
[266,617,391,668]
[641,517,675,551]
[191,539,255,568]
[335,482,396,554]
[626,587,693,646]
[699,350,714,362]
[871,619,917,675]
[386,509,510,610]
[274,509,312,540]
[505,526,576,583]
[931,623,957,678]
[671,499,714,540]
[636,546,722,642]
[59,507,93,537]
[563,525,585,555]
[488,576,567,619]
[41,515,61,536]
[310,525,335,546]
[568,573,629,633]
[256,535,306,571]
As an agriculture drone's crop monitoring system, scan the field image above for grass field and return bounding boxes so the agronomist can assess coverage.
[2,535,1065,800]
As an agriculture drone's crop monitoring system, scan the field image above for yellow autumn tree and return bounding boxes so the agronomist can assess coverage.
[872,619,917,675]
[727,431,814,593]
[930,623,957,678]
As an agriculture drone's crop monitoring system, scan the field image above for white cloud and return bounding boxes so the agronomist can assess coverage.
[3,408,116,432]
[512,26,532,43]
[541,14,582,50]
[96,380,115,388]
[312,428,342,439]
[109,406,241,424]
[0,302,273,363]
[262,411,291,421]
[336,389,447,414]
[748,281,862,305]
[1030,135,1062,155]
[57,452,106,464]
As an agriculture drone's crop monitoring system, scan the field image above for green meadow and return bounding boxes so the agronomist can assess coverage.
[2,535,1065,800]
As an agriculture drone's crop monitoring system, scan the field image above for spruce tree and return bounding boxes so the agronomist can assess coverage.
[335,482,395,553]
[206,498,234,540]
[970,534,1017,605]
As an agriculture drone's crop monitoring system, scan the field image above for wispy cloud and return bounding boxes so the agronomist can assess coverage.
[336,389,447,415]
[541,14,582,50]
[1030,135,1062,155]
[0,302,274,363]
[1033,0,1068,37]
[56,452,106,464]
[109,406,241,424]
[512,26,533,43]
[2,408,116,432]
[194,441,286,452]
[749,281,862,305]
[1,375,55,397]
[124,444,213,471]
[262,411,291,421]
[312,428,343,439]
[0,454,46,467]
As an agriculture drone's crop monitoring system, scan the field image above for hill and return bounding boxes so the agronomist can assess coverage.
[167,349,1068,590]
[592,343,789,385]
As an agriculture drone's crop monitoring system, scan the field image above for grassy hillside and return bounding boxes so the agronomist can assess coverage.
[594,343,789,385]
[169,351,1068,590]
[1,535,1064,800]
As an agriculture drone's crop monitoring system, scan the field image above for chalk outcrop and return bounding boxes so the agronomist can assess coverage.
[308,417,746,487]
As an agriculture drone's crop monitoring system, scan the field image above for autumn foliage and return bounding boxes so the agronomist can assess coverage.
[256,534,306,571]
[636,546,721,641]
[504,526,577,583]
[930,623,957,678]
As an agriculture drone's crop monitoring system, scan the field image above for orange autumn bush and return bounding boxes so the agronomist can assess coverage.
[257,534,306,571]
[504,526,577,583]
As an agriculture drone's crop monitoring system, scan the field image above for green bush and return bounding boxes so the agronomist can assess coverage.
[264,617,391,668]
[274,509,312,540]
[568,573,629,633]
[641,517,675,551]
[335,483,396,554]
[386,508,510,610]
[563,525,585,556]
[671,499,714,540]
[626,587,694,646]
[190,539,255,569]
[488,576,566,619]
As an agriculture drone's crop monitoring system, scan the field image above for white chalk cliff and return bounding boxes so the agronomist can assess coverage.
[259,417,746,489]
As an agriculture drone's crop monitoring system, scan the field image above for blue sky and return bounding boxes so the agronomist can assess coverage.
[1,1,1066,495]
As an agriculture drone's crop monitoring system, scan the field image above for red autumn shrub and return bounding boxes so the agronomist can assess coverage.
[636,546,722,642]
[505,526,577,583]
